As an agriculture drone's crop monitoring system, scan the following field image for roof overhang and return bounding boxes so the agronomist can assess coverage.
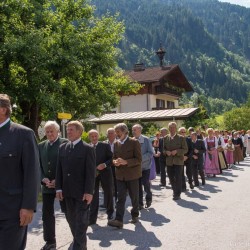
[89,108,199,124]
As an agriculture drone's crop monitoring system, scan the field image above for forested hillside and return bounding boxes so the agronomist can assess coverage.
[93,0,250,115]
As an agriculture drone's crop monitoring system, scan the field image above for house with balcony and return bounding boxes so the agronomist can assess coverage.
[89,45,198,134]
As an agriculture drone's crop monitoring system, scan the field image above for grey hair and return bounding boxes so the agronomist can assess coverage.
[107,127,115,134]
[44,121,60,131]
[88,129,99,136]
[178,126,186,132]
[160,127,167,132]
[114,123,128,134]
[132,123,143,131]
[168,122,177,128]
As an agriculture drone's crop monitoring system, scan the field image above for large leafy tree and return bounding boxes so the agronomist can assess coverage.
[0,0,140,133]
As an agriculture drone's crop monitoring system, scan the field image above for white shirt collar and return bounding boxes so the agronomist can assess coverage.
[49,137,59,146]
[72,137,82,146]
[90,142,99,147]
[118,135,128,144]
[0,118,10,128]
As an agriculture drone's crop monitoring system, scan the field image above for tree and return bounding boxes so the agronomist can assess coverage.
[0,0,140,134]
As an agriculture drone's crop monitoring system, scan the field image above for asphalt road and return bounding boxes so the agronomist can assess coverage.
[27,157,250,250]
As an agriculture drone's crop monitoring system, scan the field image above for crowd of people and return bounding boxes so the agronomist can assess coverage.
[1,93,249,250]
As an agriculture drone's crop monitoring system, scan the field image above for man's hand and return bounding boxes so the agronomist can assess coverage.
[56,191,64,201]
[83,193,93,204]
[194,149,199,154]
[42,178,50,185]
[20,209,34,226]
[97,164,106,171]
[184,156,188,161]
[193,155,198,160]
[113,158,127,166]
[166,151,172,156]
[46,179,55,189]
[171,150,177,156]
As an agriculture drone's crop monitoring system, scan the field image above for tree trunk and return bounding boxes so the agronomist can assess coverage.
[19,101,41,137]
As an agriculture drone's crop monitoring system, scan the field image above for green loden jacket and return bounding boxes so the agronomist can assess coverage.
[164,134,188,166]
[38,137,68,194]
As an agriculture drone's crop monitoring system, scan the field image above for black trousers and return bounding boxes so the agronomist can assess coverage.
[111,166,118,202]
[154,156,160,174]
[192,160,205,185]
[64,198,89,250]
[0,218,27,250]
[115,179,139,222]
[182,160,193,189]
[160,159,166,185]
[167,165,183,197]
[42,193,56,244]
[90,168,114,222]
[139,169,152,206]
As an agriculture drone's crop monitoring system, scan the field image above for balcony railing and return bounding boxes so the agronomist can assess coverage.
[155,85,181,96]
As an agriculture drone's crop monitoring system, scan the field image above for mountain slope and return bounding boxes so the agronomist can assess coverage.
[93,0,250,111]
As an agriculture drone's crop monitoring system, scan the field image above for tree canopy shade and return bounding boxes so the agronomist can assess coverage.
[0,0,140,133]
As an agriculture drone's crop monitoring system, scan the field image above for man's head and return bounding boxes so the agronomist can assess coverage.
[106,128,116,143]
[88,129,99,145]
[132,124,142,139]
[44,121,60,142]
[188,127,194,135]
[160,127,168,137]
[66,121,84,142]
[191,132,197,142]
[178,127,186,137]
[0,94,12,119]
[168,122,177,136]
[114,123,128,141]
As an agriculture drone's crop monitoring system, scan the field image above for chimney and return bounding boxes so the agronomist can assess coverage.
[133,63,145,72]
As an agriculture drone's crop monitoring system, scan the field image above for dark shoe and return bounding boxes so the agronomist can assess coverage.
[130,217,139,224]
[41,243,56,250]
[159,183,166,187]
[99,204,106,210]
[173,196,181,201]
[108,219,123,229]
[145,201,152,208]
[189,183,194,189]
[194,182,199,187]
[108,214,113,220]
[138,204,144,210]
[201,179,205,185]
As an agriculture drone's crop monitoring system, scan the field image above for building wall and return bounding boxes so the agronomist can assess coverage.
[120,94,179,112]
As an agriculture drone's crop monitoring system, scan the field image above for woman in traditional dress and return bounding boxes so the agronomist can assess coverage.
[246,130,250,156]
[223,130,230,144]
[204,128,220,177]
[225,139,235,169]
[152,132,161,174]
[215,130,228,171]
[232,132,244,164]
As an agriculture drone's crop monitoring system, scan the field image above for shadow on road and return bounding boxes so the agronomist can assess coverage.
[87,222,162,249]
[175,199,208,212]
[185,189,211,200]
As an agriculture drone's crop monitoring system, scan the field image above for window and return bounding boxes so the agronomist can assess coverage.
[156,99,165,108]
[167,101,175,109]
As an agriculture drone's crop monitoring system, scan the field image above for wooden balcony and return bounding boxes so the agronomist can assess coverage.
[155,85,181,96]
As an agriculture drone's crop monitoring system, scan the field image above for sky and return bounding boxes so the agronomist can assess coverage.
[219,0,250,8]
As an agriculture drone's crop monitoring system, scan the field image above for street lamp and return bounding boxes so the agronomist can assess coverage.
[156,43,166,67]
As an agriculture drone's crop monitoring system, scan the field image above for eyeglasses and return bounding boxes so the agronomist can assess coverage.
[180,131,186,134]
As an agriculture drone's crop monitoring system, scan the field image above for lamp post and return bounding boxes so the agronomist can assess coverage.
[156,43,166,67]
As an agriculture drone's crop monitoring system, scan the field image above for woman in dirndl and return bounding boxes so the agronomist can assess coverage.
[204,128,220,177]
[232,131,244,164]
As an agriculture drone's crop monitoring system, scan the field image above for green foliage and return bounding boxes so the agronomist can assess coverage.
[0,0,141,132]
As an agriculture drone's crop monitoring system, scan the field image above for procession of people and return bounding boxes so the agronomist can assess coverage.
[1,93,249,250]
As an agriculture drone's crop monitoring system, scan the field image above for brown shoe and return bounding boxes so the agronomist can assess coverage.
[108,219,123,229]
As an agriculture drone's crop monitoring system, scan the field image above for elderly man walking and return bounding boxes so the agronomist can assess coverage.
[164,122,188,200]
[132,124,154,209]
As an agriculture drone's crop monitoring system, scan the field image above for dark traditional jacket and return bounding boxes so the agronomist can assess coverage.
[0,121,40,220]
[56,140,96,199]
[38,137,68,194]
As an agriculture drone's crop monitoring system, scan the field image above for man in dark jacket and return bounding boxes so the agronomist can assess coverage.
[56,121,96,250]
[88,129,114,225]
[190,132,206,186]
[0,94,40,250]
[39,121,68,250]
